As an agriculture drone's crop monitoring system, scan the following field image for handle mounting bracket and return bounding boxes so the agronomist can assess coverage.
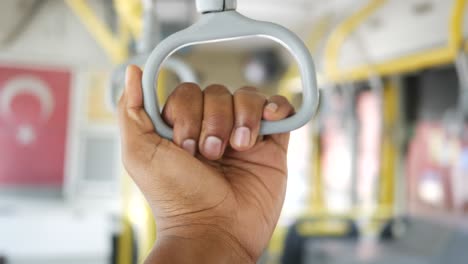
[196,0,237,13]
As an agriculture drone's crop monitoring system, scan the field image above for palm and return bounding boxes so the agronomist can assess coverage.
[138,133,288,259]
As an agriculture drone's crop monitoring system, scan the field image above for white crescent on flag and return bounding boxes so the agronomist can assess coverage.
[0,75,55,122]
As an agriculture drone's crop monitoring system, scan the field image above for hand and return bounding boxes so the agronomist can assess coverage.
[118,65,294,263]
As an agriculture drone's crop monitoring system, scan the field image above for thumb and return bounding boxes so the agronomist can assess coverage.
[117,65,168,179]
[118,65,155,135]
[117,66,223,209]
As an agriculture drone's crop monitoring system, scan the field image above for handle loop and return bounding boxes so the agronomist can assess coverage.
[142,11,319,139]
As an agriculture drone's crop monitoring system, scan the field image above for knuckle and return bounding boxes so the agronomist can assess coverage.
[204,112,230,125]
[236,115,259,128]
[234,95,266,113]
[237,86,258,93]
[204,84,230,95]
[175,82,201,93]
[177,118,201,133]
[203,113,232,134]
[172,83,201,100]
[234,86,262,98]
[165,84,202,124]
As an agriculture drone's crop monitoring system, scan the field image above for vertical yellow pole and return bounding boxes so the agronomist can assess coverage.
[309,126,325,216]
[378,81,398,218]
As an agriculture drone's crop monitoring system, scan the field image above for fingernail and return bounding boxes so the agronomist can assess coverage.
[266,103,279,113]
[125,66,132,87]
[233,127,251,148]
[182,139,196,156]
[203,136,223,158]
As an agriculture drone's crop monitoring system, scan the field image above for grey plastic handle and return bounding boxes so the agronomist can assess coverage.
[107,56,198,112]
[143,11,319,139]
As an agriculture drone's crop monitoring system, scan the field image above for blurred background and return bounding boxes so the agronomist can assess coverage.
[0,0,467,263]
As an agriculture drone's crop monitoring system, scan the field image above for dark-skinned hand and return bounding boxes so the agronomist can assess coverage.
[118,65,294,263]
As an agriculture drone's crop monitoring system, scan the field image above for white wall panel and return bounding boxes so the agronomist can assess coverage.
[338,0,467,70]
[0,0,111,68]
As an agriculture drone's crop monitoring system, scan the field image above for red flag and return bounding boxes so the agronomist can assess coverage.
[0,65,71,186]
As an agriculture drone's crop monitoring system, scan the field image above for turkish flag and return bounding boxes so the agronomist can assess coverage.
[0,65,71,186]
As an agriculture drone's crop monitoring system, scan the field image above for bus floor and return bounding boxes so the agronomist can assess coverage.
[296,218,468,264]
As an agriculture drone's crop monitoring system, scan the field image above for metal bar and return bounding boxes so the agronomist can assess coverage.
[65,0,129,63]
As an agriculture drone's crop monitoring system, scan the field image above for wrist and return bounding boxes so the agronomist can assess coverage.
[146,227,255,264]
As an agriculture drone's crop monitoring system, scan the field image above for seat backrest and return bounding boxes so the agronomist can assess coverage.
[281,218,358,264]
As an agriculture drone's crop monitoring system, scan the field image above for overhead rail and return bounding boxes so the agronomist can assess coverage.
[65,0,131,64]
[324,0,467,83]
[114,0,143,40]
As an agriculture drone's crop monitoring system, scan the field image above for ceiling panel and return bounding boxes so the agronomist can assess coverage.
[155,0,367,51]
[156,0,366,37]
[0,0,367,53]
[236,0,366,35]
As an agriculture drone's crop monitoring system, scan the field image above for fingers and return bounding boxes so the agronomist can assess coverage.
[262,95,295,149]
[230,87,266,151]
[156,82,295,159]
[162,83,203,156]
[263,95,295,122]
[199,85,234,160]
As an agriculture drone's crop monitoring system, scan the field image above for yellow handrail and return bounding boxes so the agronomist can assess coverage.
[114,0,143,39]
[324,0,387,82]
[450,0,468,53]
[324,0,467,83]
[65,0,129,64]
